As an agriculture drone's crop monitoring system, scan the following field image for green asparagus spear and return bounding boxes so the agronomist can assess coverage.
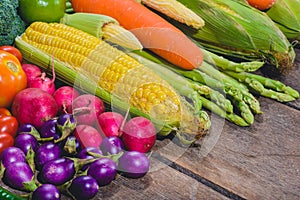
[224,71,300,99]
[199,96,249,126]
[202,48,265,72]
[190,80,233,113]
[197,62,261,114]
[198,62,248,91]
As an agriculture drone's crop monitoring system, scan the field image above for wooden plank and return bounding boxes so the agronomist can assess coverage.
[92,158,230,200]
[0,157,230,200]
[155,98,300,200]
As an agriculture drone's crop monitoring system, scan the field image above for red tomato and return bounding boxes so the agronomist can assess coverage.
[0,133,14,155]
[247,0,276,10]
[74,125,103,148]
[0,115,19,137]
[0,46,23,63]
[0,108,11,117]
[0,50,27,108]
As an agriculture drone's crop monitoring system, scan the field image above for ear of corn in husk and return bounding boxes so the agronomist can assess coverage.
[60,12,143,50]
[15,22,210,144]
[164,0,295,71]
[266,0,300,40]
[139,0,205,29]
[129,50,250,127]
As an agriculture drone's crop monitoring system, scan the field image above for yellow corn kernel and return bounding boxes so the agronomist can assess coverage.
[22,22,182,122]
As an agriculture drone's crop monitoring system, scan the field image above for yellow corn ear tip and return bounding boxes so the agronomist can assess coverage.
[141,0,205,29]
[102,23,143,50]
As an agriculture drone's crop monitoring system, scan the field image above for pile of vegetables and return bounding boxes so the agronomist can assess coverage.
[0,0,300,198]
[0,58,156,199]
[66,0,299,125]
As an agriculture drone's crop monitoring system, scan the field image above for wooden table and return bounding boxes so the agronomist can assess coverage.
[2,49,300,200]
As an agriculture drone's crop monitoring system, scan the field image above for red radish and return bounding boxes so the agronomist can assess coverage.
[121,117,156,153]
[27,57,56,95]
[97,112,125,137]
[72,94,105,126]
[21,63,42,84]
[74,125,103,148]
[11,88,58,128]
[53,86,80,114]
[28,72,56,95]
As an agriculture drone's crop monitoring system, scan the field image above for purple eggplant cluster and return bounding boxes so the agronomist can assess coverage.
[0,113,151,200]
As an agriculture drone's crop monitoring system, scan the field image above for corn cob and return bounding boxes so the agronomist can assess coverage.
[139,0,205,29]
[266,0,300,40]
[130,50,250,126]
[60,13,143,50]
[16,22,210,143]
[163,0,295,71]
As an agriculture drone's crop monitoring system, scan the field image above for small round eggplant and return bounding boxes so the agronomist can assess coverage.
[39,118,60,140]
[87,158,117,186]
[35,142,61,169]
[17,123,38,134]
[4,161,37,191]
[59,135,81,156]
[1,147,26,168]
[69,175,99,199]
[77,147,103,160]
[14,133,39,155]
[32,184,61,200]
[77,147,103,171]
[57,113,76,130]
[55,113,77,143]
[40,158,75,185]
[100,136,124,155]
[117,151,150,178]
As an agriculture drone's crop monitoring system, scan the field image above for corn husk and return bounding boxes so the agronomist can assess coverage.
[170,0,295,71]
[266,0,300,40]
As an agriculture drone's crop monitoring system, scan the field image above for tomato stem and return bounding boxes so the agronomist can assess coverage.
[7,61,19,73]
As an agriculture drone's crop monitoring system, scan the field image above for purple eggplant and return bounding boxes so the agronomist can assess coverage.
[35,142,61,169]
[4,161,37,191]
[32,184,61,200]
[77,147,103,170]
[59,135,81,156]
[69,175,99,199]
[14,133,39,155]
[117,151,150,178]
[17,123,38,134]
[77,147,103,159]
[40,158,75,185]
[39,118,60,140]
[87,158,117,186]
[54,113,77,143]
[1,147,26,168]
[57,113,76,128]
[100,136,124,155]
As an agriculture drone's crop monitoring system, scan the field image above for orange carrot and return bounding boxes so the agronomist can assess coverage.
[71,0,203,70]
